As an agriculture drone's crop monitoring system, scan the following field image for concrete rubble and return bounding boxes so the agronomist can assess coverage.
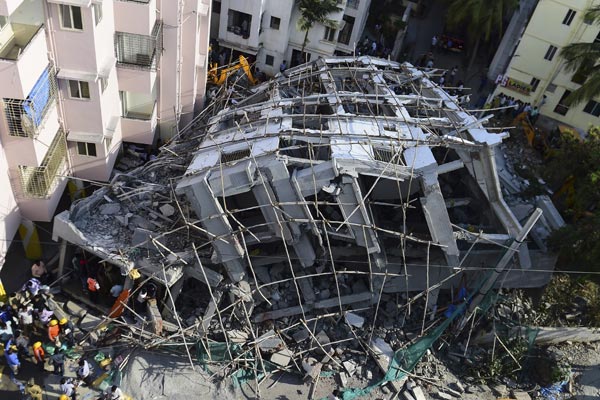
[48,56,566,397]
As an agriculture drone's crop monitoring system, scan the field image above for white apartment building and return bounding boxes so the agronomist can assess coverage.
[492,0,600,132]
[211,0,371,75]
[0,0,211,269]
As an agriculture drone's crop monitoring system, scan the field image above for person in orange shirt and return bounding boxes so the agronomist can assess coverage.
[32,342,45,372]
[48,320,60,345]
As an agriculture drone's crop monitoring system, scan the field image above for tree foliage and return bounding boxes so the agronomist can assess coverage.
[296,0,342,55]
[560,6,600,106]
[546,129,600,272]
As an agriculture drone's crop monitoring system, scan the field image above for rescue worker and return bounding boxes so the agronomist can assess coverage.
[59,317,75,346]
[77,358,93,386]
[33,341,45,372]
[87,274,100,303]
[51,346,65,376]
[60,377,78,400]
[5,346,20,375]
[24,378,43,400]
[104,385,124,400]
[48,319,61,345]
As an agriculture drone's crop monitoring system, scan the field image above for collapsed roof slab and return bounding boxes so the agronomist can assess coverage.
[52,56,559,336]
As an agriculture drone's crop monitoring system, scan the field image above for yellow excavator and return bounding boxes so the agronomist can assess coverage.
[208,55,257,86]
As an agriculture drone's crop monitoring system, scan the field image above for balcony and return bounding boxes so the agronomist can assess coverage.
[18,130,67,199]
[114,0,156,36]
[115,20,162,70]
[120,94,157,144]
[3,66,58,139]
[0,24,49,99]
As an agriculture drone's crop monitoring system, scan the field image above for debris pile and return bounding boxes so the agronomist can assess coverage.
[51,56,565,397]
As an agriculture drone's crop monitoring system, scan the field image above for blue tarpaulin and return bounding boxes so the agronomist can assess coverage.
[23,66,51,126]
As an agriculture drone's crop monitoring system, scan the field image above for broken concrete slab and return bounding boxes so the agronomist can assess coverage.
[436,392,453,400]
[293,327,310,343]
[270,348,294,367]
[256,329,284,352]
[227,330,249,343]
[512,391,532,400]
[410,386,427,400]
[342,360,357,376]
[344,311,365,328]
[100,203,121,215]
[159,204,176,217]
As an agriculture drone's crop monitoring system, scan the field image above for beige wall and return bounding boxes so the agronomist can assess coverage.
[493,0,600,132]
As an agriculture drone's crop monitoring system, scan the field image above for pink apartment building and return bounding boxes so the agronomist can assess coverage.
[0,0,211,271]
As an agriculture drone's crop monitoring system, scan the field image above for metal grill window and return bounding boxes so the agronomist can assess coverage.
[18,129,67,198]
[3,66,57,138]
[373,147,402,164]
[220,148,251,164]
[115,20,162,70]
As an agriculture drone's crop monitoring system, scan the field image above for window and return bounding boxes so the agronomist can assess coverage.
[93,3,102,26]
[77,142,97,157]
[265,54,274,66]
[562,9,576,26]
[546,83,557,93]
[324,27,336,42]
[530,77,540,93]
[68,80,90,99]
[338,15,355,45]
[544,45,558,61]
[595,31,600,44]
[100,77,108,94]
[553,89,571,115]
[270,16,280,30]
[347,0,360,9]
[212,0,221,14]
[227,9,252,37]
[0,15,8,31]
[583,100,600,117]
[59,5,83,30]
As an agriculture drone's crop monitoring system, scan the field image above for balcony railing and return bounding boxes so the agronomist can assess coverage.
[18,129,67,198]
[115,20,162,70]
[0,23,44,61]
[3,66,57,138]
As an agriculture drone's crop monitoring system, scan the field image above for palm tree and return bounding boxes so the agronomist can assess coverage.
[560,5,600,106]
[445,0,518,71]
[296,0,342,60]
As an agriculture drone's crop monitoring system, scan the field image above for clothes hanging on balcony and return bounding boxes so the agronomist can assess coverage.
[23,66,52,127]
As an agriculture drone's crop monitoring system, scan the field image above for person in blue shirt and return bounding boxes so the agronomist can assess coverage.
[5,346,20,375]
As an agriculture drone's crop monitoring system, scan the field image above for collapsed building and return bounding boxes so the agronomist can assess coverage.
[51,57,562,388]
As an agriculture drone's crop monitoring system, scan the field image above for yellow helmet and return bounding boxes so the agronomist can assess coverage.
[33,342,42,349]
[60,395,70,400]
[10,345,17,351]
[59,318,68,325]
[49,319,58,326]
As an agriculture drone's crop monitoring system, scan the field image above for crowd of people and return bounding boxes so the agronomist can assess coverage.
[488,92,541,124]
[1,260,124,400]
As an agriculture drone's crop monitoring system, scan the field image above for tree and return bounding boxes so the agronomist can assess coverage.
[546,128,600,272]
[444,0,518,71]
[560,6,600,106]
[296,0,342,59]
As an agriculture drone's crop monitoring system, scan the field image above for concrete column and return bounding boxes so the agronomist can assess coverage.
[57,239,68,284]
